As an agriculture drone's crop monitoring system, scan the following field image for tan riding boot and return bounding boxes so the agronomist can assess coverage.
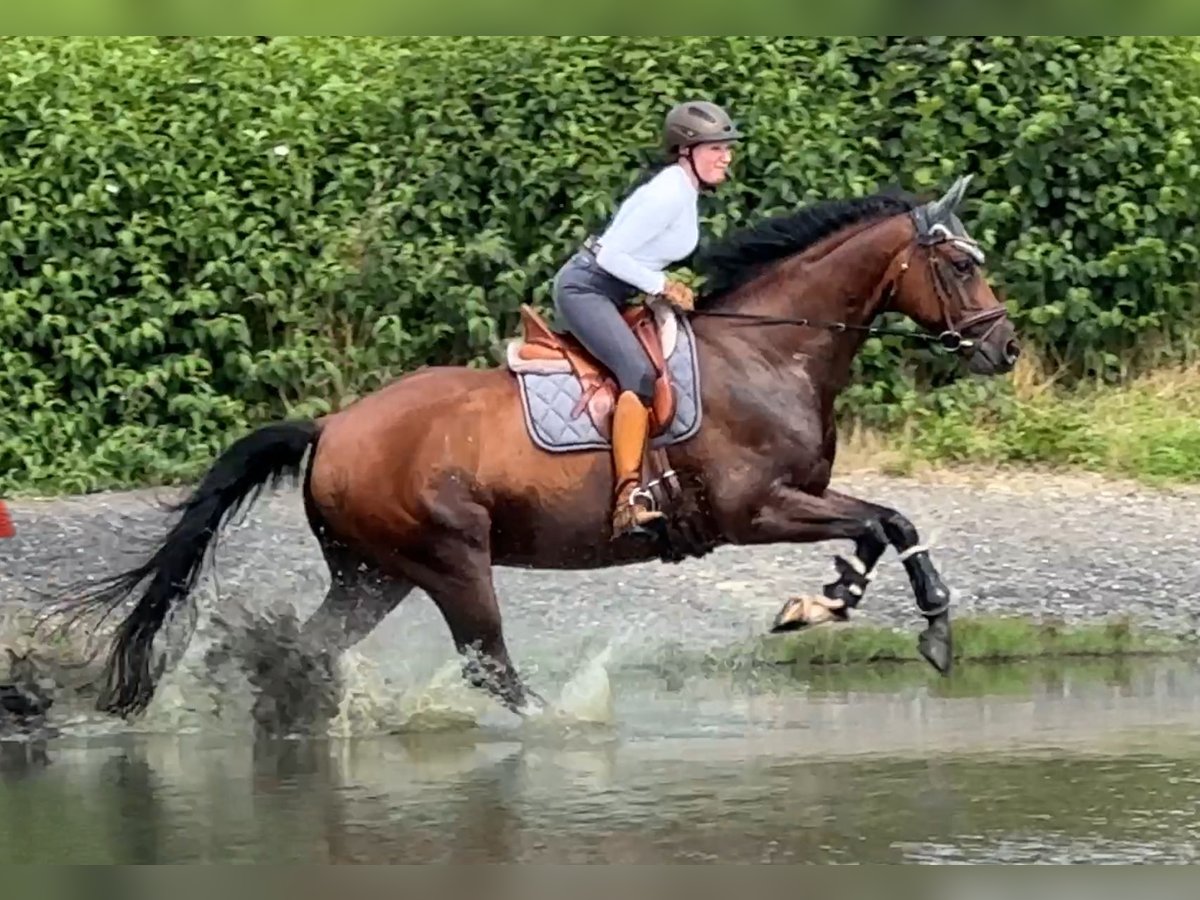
[611,390,665,537]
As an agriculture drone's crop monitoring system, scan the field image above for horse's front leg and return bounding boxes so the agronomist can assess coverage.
[812,488,949,613]
[743,483,953,675]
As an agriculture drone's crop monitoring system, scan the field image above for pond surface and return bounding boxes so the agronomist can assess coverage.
[4,656,1200,863]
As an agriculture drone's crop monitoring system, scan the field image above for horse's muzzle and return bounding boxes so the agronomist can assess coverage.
[967,316,1020,375]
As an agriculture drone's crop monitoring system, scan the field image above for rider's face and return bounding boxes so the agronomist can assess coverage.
[687,141,734,184]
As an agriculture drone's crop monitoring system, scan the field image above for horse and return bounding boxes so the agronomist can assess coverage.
[52,174,1020,719]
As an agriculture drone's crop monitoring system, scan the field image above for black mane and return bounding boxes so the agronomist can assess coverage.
[692,186,923,307]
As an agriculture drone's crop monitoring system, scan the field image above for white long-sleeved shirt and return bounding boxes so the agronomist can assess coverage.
[593,163,699,296]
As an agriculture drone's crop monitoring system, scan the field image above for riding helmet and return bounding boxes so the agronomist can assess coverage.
[663,100,744,153]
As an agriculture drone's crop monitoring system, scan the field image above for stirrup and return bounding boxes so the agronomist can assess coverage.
[612,480,664,538]
[628,485,657,513]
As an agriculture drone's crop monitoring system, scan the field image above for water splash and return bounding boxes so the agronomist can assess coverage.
[545,643,617,726]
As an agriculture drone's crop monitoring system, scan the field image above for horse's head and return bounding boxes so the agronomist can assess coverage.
[886,175,1020,375]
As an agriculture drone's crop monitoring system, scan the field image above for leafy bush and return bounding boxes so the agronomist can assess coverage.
[3,36,1200,494]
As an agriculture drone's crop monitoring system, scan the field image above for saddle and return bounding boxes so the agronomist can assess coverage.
[505,300,679,440]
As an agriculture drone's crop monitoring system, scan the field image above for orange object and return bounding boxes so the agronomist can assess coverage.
[0,500,13,539]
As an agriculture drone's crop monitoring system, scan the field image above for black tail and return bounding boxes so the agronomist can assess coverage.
[59,419,320,718]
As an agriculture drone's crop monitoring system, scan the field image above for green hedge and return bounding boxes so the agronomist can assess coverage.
[3,36,1200,494]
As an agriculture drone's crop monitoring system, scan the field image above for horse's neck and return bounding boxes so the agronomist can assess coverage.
[724,215,911,392]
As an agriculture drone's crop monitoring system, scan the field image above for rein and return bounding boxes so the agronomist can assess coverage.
[689,307,1007,354]
[687,309,978,352]
[686,228,1008,355]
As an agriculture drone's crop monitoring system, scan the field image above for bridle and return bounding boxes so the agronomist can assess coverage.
[914,220,1010,353]
[690,214,1010,356]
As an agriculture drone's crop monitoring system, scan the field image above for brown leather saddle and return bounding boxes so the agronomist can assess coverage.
[506,303,677,440]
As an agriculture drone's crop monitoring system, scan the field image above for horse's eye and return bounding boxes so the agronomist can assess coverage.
[951,256,974,275]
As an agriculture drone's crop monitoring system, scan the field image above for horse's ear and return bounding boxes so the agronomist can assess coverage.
[943,174,973,212]
[936,176,974,218]
[925,174,973,223]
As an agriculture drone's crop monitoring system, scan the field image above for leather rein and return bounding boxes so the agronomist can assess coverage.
[688,230,1009,355]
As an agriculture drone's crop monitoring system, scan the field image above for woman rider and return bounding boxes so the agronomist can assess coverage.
[552,100,743,538]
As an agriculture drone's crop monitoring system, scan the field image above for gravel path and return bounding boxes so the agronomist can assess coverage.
[4,469,1200,676]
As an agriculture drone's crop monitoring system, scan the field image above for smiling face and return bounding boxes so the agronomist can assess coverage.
[684,140,735,185]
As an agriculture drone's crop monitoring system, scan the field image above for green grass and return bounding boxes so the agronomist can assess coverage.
[642,614,1189,677]
[631,614,1195,699]
[744,614,1185,668]
[839,357,1200,486]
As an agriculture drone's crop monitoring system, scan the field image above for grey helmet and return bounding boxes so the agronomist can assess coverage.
[663,100,744,154]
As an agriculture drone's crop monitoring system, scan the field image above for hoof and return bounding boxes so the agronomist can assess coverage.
[514,687,549,718]
[918,617,953,675]
[1,684,54,720]
[770,595,848,633]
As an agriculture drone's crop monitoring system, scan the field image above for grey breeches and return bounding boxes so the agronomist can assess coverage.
[552,251,657,403]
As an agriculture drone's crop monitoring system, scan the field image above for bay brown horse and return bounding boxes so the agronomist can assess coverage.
[57,174,1020,719]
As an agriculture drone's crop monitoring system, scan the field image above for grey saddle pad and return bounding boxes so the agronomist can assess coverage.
[515,316,703,453]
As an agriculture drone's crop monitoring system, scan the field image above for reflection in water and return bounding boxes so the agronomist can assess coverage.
[2,658,1200,863]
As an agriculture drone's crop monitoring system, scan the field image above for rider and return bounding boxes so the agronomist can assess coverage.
[552,99,743,538]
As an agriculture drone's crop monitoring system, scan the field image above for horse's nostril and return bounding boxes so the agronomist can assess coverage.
[1004,340,1021,364]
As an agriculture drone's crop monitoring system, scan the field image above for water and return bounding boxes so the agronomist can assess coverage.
[4,653,1200,863]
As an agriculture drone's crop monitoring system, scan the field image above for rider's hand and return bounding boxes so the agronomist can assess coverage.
[661,278,695,312]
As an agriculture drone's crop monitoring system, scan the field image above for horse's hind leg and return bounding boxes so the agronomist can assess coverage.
[300,473,414,653]
[299,548,414,654]
[396,506,542,716]
[425,563,543,717]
